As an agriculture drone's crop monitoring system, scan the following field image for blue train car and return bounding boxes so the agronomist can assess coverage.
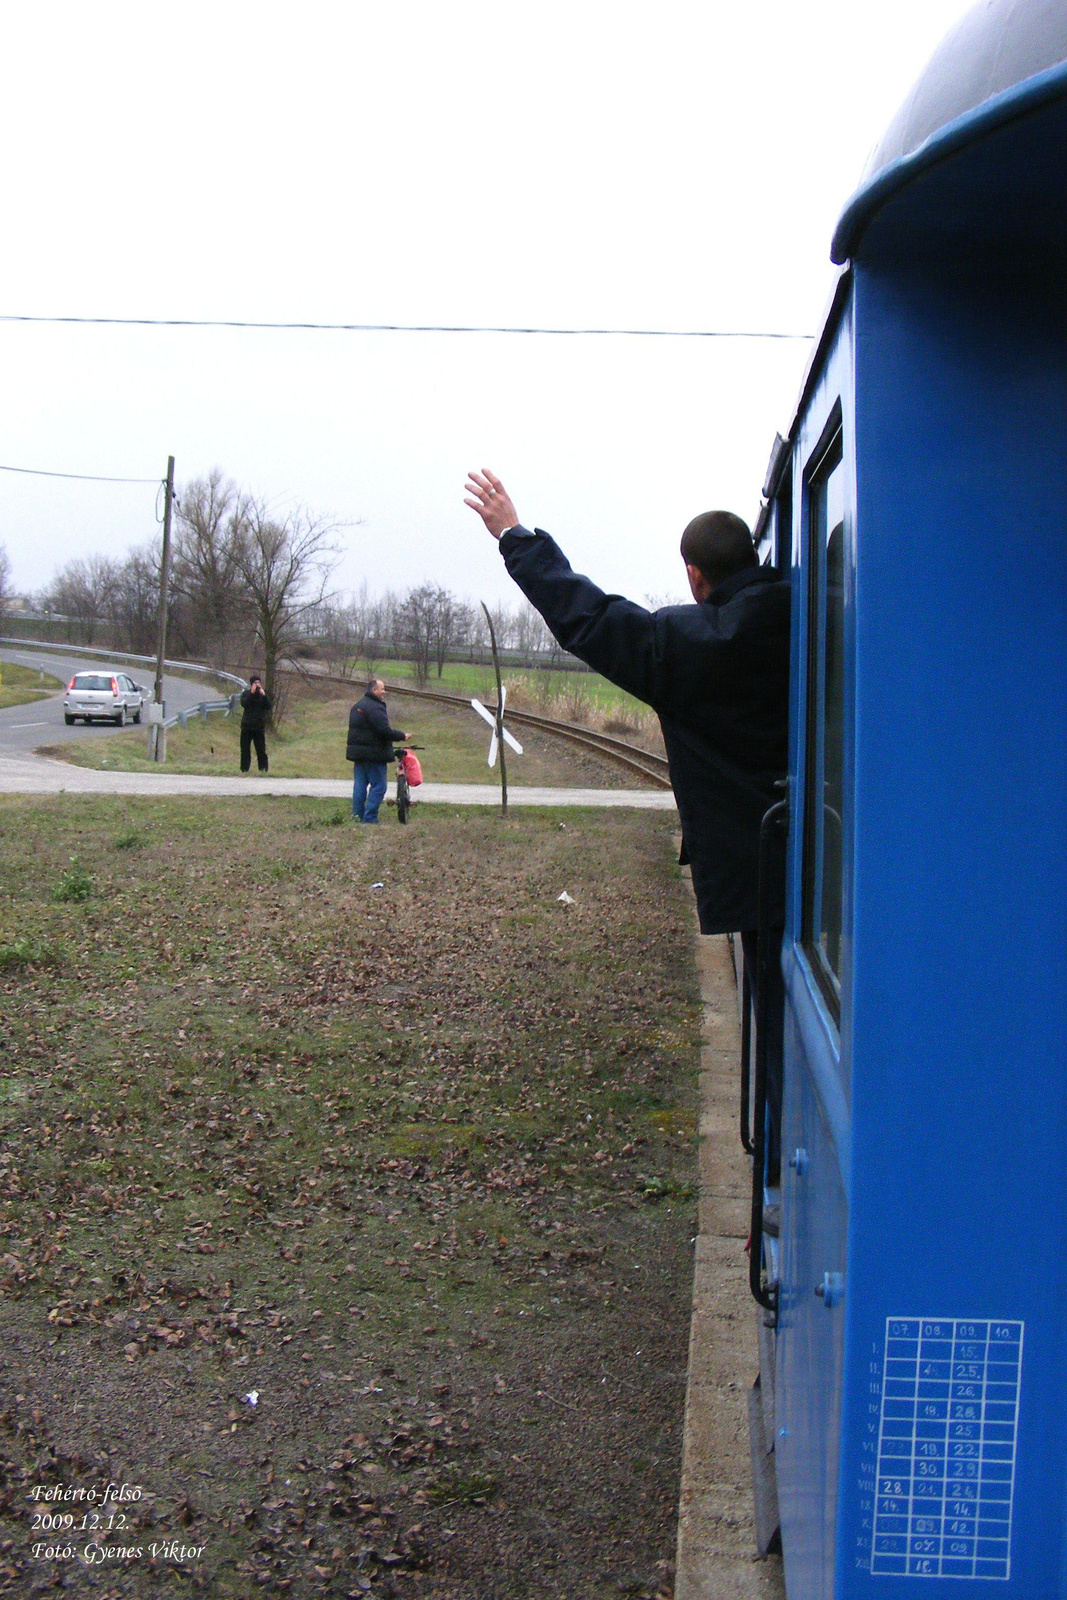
[747,4,1067,1594]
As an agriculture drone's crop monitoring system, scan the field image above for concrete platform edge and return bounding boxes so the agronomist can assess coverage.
[674,931,786,1600]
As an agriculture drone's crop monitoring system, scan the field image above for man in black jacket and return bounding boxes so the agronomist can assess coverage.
[346,679,407,824]
[239,676,273,774]
[465,468,790,1162]
[464,468,790,932]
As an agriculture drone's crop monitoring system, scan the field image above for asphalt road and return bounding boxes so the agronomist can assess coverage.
[0,648,216,755]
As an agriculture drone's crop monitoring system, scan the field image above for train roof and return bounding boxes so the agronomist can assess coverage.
[831,0,1067,262]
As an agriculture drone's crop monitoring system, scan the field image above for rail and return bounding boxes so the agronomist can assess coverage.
[286,663,673,789]
[478,702,671,789]
[164,695,241,731]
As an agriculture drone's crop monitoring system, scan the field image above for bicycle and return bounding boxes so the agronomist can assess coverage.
[395,746,424,825]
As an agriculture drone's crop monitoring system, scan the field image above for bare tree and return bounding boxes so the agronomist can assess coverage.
[396,584,461,684]
[0,544,11,625]
[373,589,400,668]
[431,587,462,677]
[314,598,361,677]
[513,601,553,667]
[454,599,479,663]
[395,584,436,684]
[171,470,254,666]
[486,600,517,654]
[235,499,342,716]
[361,583,395,670]
[39,555,118,645]
[525,602,564,667]
[108,541,165,655]
[464,601,490,662]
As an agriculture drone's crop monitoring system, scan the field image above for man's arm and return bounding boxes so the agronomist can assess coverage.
[465,468,664,708]
[501,528,666,708]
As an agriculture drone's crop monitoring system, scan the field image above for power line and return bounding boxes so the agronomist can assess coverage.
[0,462,160,484]
[0,312,814,340]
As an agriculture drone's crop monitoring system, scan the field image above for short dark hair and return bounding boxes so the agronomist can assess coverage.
[249,674,262,686]
[680,510,757,588]
[367,676,384,692]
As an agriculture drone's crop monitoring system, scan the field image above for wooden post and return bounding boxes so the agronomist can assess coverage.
[481,602,507,817]
[151,456,175,762]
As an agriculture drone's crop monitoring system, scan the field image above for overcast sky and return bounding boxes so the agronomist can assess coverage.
[0,0,975,610]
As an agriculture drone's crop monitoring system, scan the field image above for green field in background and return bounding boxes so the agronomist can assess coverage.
[333,658,649,718]
[0,661,62,710]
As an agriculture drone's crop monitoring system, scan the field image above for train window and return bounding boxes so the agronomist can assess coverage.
[774,469,792,573]
[801,417,845,1015]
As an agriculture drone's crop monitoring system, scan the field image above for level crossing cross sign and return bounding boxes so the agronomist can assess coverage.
[470,686,523,768]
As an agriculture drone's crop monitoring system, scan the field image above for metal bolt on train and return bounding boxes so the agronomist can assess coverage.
[739,2,1067,1595]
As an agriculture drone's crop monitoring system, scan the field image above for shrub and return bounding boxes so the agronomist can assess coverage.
[426,1470,498,1506]
[53,857,93,903]
[637,1174,695,1203]
[0,937,65,971]
[305,805,348,828]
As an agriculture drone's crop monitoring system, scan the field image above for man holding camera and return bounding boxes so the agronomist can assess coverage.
[239,674,272,775]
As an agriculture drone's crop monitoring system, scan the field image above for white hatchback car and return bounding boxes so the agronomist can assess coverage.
[64,671,147,726]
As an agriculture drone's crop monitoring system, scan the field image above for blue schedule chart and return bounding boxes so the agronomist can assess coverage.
[871,1319,1023,1580]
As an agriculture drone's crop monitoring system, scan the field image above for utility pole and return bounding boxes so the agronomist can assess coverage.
[481,601,508,817]
[150,456,175,762]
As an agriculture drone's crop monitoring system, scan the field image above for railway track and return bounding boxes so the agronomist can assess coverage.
[478,702,671,789]
[291,664,673,789]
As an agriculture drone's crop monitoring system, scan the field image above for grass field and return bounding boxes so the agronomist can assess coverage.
[0,797,699,1598]
[0,661,62,711]
[326,659,654,722]
[43,680,645,789]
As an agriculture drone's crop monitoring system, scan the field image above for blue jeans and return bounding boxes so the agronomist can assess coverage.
[352,761,387,823]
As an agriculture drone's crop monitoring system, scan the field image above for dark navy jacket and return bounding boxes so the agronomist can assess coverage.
[499,526,790,934]
[346,693,406,765]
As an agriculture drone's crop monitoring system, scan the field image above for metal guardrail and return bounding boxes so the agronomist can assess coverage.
[164,695,241,731]
[0,636,248,692]
[0,635,249,742]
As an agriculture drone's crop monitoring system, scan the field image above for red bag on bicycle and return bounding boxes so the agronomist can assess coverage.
[398,749,423,786]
